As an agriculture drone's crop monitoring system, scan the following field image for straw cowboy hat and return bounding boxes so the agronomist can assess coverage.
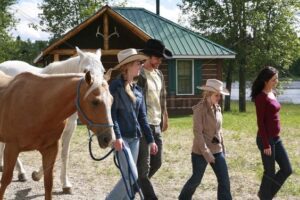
[140,39,173,59]
[114,48,148,70]
[104,48,148,80]
[197,79,230,95]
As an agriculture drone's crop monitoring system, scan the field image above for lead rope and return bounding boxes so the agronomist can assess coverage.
[87,134,144,200]
[114,148,144,200]
[88,130,114,161]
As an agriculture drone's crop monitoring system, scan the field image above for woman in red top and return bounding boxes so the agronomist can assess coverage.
[251,66,292,200]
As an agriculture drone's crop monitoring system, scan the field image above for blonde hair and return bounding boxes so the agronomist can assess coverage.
[201,90,214,103]
[120,62,136,103]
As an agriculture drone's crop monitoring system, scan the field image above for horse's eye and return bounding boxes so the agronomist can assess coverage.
[91,99,100,106]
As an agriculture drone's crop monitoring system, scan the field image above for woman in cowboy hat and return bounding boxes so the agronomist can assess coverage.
[179,79,232,200]
[106,48,158,200]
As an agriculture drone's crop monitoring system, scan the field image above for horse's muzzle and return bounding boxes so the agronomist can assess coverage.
[96,128,115,148]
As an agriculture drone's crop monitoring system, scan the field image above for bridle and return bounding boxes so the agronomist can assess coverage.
[75,77,113,129]
[75,77,114,161]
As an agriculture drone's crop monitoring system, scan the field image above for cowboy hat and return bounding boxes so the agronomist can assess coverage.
[140,39,173,59]
[104,48,148,81]
[197,79,230,95]
[114,48,148,70]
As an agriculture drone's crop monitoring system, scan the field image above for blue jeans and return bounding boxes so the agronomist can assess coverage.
[106,137,140,200]
[179,152,232,200]
[256,136,292,200]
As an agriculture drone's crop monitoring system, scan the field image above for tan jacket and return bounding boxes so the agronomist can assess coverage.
[191,100,224,163]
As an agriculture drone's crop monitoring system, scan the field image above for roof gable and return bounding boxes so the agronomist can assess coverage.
[35,6,235,63]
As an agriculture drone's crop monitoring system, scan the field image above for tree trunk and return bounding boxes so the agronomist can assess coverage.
[239,56,246,112]
[239,1,247,112]
[224,62,233,112]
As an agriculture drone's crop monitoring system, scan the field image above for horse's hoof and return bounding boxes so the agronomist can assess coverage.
[18,173,27,182]
[31,171,41,181]
[0,165,3,172]
[62,187,72,194]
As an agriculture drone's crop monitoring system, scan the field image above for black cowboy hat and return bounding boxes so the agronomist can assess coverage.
[140,39,173,59]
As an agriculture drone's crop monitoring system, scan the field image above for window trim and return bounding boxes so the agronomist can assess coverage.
[176,59,194,95]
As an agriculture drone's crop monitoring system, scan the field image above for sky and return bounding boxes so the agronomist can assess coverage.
[9,0,182,41]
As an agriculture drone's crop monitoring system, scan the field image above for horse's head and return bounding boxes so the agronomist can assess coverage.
[76,71,115,148]
[76,47,105,75]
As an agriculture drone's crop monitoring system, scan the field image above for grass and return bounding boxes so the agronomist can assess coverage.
[11,101,300,199]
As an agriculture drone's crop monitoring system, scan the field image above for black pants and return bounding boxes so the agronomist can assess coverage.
[137,125,162,200]
[256,136,292,200]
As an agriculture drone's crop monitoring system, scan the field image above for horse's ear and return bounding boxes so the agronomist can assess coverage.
[104,68,112,81]
[85,71,94,86]
[76,46,84,58]
[95,48,101,57]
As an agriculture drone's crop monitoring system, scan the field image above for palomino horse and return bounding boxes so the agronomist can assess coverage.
[0,47,104,193]
[0,71,115,200]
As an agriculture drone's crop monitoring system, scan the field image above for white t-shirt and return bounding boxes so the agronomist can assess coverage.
[144,68,162,126]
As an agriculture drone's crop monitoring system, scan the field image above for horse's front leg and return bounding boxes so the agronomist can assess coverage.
[0,142,27,182]
[40,141,59,200]
[0,144,19,200]
[60,113,77,194]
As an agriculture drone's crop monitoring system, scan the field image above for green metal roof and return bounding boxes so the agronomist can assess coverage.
[113,7,235,59]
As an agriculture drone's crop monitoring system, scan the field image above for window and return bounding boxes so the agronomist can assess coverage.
[176,60,194,95]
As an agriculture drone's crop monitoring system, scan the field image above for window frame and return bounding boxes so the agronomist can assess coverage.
[176,59,194,95]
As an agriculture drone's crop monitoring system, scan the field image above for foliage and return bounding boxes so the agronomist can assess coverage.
[289,57,300,77]
[0,35,15,63]
[34,0,127,39]
[246,1,300,77]
[180,0,300,78]
[11,37,48,65]
[179,0,300,112]
[0,0,17,62]
[0,36,48,64]
[0,0,16,34]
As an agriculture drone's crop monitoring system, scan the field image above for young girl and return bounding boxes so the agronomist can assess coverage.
[179,79,232,200]
[106,48,157,200]
[251,66,292,199]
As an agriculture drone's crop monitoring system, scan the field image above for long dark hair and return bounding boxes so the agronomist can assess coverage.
[250,66,278,101]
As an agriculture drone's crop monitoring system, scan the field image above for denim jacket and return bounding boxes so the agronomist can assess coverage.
[109,75,154,144]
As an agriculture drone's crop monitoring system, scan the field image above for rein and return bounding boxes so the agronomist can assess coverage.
[75,77,114,161]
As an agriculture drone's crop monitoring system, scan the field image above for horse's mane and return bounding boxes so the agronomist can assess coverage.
[42,57,80,74]
[42,52,105,75]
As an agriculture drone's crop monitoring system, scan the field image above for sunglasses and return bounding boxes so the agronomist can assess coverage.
[135,60,145,65]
